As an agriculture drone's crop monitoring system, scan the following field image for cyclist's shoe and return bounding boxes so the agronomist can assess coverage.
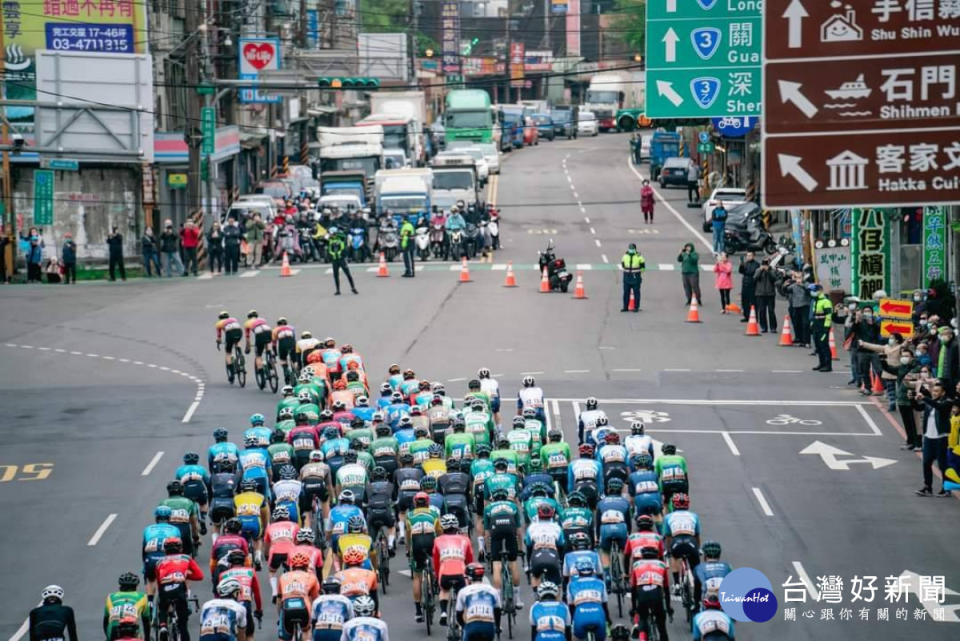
[631,625,640,639]
[515,597,524,609]
[439,611,448,626]
[272,595,277,605]
[254,552,263,571]
[159,625,169,641]
[398,535,405,546]
[672,584,682,596]
[388,545,396,558]
[478,549,485,564]
[416,612,424,623]
[199,521,208,536]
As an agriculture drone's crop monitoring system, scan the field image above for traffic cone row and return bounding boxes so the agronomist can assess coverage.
[778,314,794,346]
[573,271,587,299]
[685,296,701,323]
[745,306,761,336]
[376,252,389,277]
[280,251,292,277]
[503,261,518,287]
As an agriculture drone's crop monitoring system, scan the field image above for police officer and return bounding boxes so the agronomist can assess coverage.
[621,243,645,313]
[811,284,833,372]
[400,216,416,277]
[327,227,358,295]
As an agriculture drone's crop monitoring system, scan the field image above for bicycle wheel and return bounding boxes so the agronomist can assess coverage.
[225,361,235,385]
[682,567,694,623]
[235,350,247,388]
[378,536,390,591]
[423,570,433,636]
[612,551,623,618]
[267,356,280,393]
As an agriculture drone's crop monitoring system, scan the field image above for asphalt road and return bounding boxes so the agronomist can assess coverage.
[1,132,958,641]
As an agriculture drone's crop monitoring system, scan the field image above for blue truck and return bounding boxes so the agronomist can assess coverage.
[649,131,684,181]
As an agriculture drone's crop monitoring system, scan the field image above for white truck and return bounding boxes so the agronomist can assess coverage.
[368,91,427,165]
[314,126,385,200]
[374,167,434,219]
[429,154,479,210]
[584,72,644,132]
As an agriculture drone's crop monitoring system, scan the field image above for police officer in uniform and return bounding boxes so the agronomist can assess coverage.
[327,227,358,295]
[400,217,416,277]
[811,284,833,372]
[621,243,645,312]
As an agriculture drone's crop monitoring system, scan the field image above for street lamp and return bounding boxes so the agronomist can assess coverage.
[425,48,434,58]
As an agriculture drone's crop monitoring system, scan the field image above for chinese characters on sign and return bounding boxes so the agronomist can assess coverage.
[237,38,281,104]
[780,573,953,622]
[509,43,526,88]
[850,208,890,298]
[441,1,461,78]
[922,206,947,286]
[814,246,852,292]
[33,170,54,226]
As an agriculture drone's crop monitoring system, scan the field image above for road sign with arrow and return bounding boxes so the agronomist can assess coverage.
[799,441,896,471]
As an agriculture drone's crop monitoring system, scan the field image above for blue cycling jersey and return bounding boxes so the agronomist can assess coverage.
[567,459,601,493]
[385,403,412,428]
[394,429,416,455]
[694,561,732,591]
[567,576,607,641]
[352,406,376,423]
[329,504,365,544]
[208,442,240,471]
[142,523,180,556]
[692,610,735,641]
[520,473,556,500]
[664,510,701,538]
[529,601,570,641]
[376,395,392,409]
[239,448,272,480]
[244,427,272,447]
[562,550,602,578]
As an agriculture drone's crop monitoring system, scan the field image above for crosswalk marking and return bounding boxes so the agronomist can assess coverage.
[239,270,259,278]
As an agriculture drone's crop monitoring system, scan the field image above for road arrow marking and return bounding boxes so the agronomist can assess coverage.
[656,80,684,107]
[799,440,897,470]
[778,80,818,118]
[666,0,677,13]
[899,570,960,623]
[778,154,818,192]
[662,27,679,63]
[783,0,809,49]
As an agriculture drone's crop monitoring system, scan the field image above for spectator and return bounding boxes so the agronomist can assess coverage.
[181,220,200,276]
[686,161,700,204]
[640,179,655,224]
[712,252,733,313]
[677,242,701,306]
[916,379,951,497]
[223,217,242,274]
[915,340,933,370]
[61,233,77,284]
[0,233,8,283]
[852,307,882,394]
[738,251,760,323]
[779,271,812,347]
[753,259,778,333]
[934,326,959,393]
[141,227,161,277]
[207,222,224,273]
[711,202,727,254]
[159,220,184,277]
[177,223,186,265]
[106,226,126,281]
[860,333,905,411]
[25,231,44,283]
[246,212,265,269]
[882,348,921,450]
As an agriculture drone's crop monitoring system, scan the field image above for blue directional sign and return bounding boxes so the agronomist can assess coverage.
[711,116,757,137]
[691,27,721,60]
[690,77,721,109]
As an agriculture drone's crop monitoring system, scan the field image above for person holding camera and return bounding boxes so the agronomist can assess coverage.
[753,259,778,333]
[107,226,126,281]
[738,251,760,322]
[916,378,952,497]
[779,271,812,347]
[677,243,701,306]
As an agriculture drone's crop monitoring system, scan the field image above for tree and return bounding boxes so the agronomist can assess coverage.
[611,0,646,56]
[358,0,410,32]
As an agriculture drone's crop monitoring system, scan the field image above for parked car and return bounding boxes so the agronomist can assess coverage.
[523,116,540,146]
[532,114,556,141]
[577,110,598,137]
[702,187,748,232]
[476,142,501,174]
[550,106,578,139]
[658,157,694,188]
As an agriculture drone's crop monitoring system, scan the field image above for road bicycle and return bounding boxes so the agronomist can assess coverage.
[500,549,517,639]
[229,345,246,387]
[373,526,390,593]
[609,539,626,618]
[634,609,661,641]
[446,582,462,641]
[419,556,437,635]
[255,349,280,393]
[310,495,327,552]
[679,555,696,622]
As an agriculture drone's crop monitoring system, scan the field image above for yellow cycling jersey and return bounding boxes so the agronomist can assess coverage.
[234,492,265,521]
[422,459,447,479]
[337,533,372,560]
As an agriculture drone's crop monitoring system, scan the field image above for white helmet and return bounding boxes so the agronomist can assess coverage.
[41,585,64,600]
[217,578,242,598]
[522,375,535,387]
[353,595,376,617]
[478,367,491,379]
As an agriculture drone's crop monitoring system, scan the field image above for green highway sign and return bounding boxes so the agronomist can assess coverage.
[645,1,761,118]
[201,107,216,156]
[33,170,54,226]
[698,142,715,153]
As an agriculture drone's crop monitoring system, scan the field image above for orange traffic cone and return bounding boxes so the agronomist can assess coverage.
[726,302,742,315]
[871,370,885,395]
[573,271,587,299]
[779,314,794,346]
[459,257,472,283]
[828,328,838,360]
[627,289,636,311]
[280,251,292,277]
[539,267,551,293]
[376,252,389,277]
[685,296,701,323]
[745,306,761,336]
[503,261,518,287]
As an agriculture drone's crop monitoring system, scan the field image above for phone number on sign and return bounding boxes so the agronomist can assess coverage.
[45,24,134,53]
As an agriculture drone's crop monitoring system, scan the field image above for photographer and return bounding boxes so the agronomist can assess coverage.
[778,271,812,347]
[738,251,761,323]
[859,333,906,411]
[851,306,881,394]
[915,377,952,497]
[753,259,779,333]
[677,242,701,306]
[881,348,922,450]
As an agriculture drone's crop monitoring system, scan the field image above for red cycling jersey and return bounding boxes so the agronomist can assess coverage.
[219,566,263,610]
[290,544,324,577]
[287,426,320,452]
[265,521,300,558]
[630,559,670,591]
[432,534,474,580]
[244,317,270,340]
[625,531,665,562]
[215,318,241,340]
[156,554,204,588]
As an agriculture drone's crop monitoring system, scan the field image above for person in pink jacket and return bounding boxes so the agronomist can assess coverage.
[713,252,733,313]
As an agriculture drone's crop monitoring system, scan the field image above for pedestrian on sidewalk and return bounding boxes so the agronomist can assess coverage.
[810,285,833,372]
[181,220,200,276]
[882,348,921,449]
[246,212,265,269]
[621,243,645,312]
[851,307,881,394]
[779,271,812,346]
[713,252,733,313]
[25,231,44,283]
[686,161,701,205]
[107,226,126,281]
[753,259,778,333]
[207,222,224,273]
[400,217,416,277]
[159,220,184,277]
[61,233,77,284]
[711,202,727,254]
[640,179,655,224]
[141,227,161,277]
[916,379,952,497]
[677,243,701,305]
[737,251,760,322]
[223,218,242,274]
[934,326,959,394]
[859,333,905,411]
[327,227,357,295]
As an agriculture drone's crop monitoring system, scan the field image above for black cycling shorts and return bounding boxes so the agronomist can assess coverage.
[396,491,417,514]
[269,552,288,571]
[183,483,208,506]
[302,480,329,506]
[410,535,434,571]
[602,463,629,484]
[277,337,296,361]
[281,601,310,634]
[530,549,562,584]
[443,494,469,529]
[255,332,271,356]
[661,479,689,498]
[367,506,396,531]
[490,530,518,562]
[210,498,235,522]
[244,601,255,635]
[374,458,398,478]
[224,328,242,352]
[670,536,700,567]
[440,574,466,592]
[473,487,485,515]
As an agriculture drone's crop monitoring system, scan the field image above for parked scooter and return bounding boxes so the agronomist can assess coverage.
[538,240,573,292]
[429,213,447,259]
[723,209,777,255]
[463,222,482,259]
[415,225,431,261]
[488,208,501,250]
[377,218,400,262]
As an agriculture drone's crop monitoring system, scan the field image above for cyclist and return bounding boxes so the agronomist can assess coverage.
[265,506,300,601]
[399,368,420,399]
[103,573,150,641]
[433,513,474,626]
[288,415,320,470]
[277,552,320,641]
[300,451,332,528]
[561,532,602,592]
[238,436,273,500]
[596,432,629,487]
[344,418,374,450]
[596,477,631,580]
[365,466,397,554]
[520,461,555,503]
[234,479,270,569]
[320,426,350,477]
[464,379,491,411]
[525,504,564,590]
[385,364,403,390]
[29,586,78,641]
[277,408,297,436]
[521,408,547,453]
[155,537,204,641]
[577,397,606,445]
[411,379,434,408]
[624,422,654,465]
[428,396,452,441]
[470,445,495,553]
[540,429,572,493]
[444,419,477,462]
[693,541,732,605]
[334,549,380,613]
[243,310,272,375]
[337,515,373,573]
[663,493,701,593]
[630,547,671,641]
[385,392,412,429]
[439,458,472,530]
[464,398,495,445]
[217,550,262,639]
[529,581,569,641]
[340,596,387,641]
[215,311,243,382]
[590,418,615,449]
[394,453,424,543]
[174,454,209,539]
[375,383,394,409]
[352,396,377,424]
[625,515,665,566]
[209,428,240,474]
[329,490,365,554]
[691,594,735,641]
[490,438,519,476]
[268,431,297,479]
[370,424,399,477]
[421,444,448,479]
[568,445,601,510]
[407,492,441,623]
[409,425,435,466]
[111,617,142,641]
[432,382,455,411]
[517,376,545,423]
[291,530,324,578]
[419,475,446,519]
[272,317,297,384]
[343,370,367,401]
[199,578,248,641]
[143,506,181,600]
[484,488,523,607]
[457,563,501,641]
[273,464,305,524]
[277,389,301,423]
[477,368,501,427]
[210,519,250,580]
[559,494,594,552]
[628,454,662,522]
[408,405,432,438]
[394,415,417,458]
[655,444,688,508]
[566,562,610,641]
[522,482,560,527]
[335,451,369,504]
[485,457,520,504]
[319,338,341,379]
[161,480,200,558]
[295,331,322,371]
[506,420,533,473]
[311,578,354,641]
[244,420,272,454]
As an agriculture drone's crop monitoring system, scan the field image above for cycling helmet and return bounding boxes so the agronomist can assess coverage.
[630,421,644,435]
[289,552,311,570]
[522,408,537,419]
[380,382,393,394]
[478,367,491,379]
[154,505,173,521]
[575,561,595,577]
[163,537,183,554]
[299,372,313,384]
[277,317,288,326]
[530,483,550,498]
[302,366,317,377]
[413,425,429,438]
[440,514,460,532]
[529,458,542,471]
[410,405,422,416]
[343,451,358,464]
[281,386,294,397]
[278,408,295,421]
[374,423,391,436]
[390,392,403,404]
[640,546,659,560]
[323,337,335,347]
[420,476,437,492]
[224,518,243,534]
[522,376,536,387]
[537,504,556,520]
[578,444,595,457]
[372,466,389,481]
[606,477,625,494]
[419,380,431,391]
[403,369,416,379]
[548,428,563,442]
[512,416,525,427]
[397,415,413,429]
[322,577,342,595]
[250,413,266,426]
[294,411,310,424]
[218,311,229,320]
[631,453,653,470]
[661,443,677,455]
[451,417,465,430]
[356,396,369,407]
[585,397,598,410]
[322,426,340,440]
[567,492,586,508]
[400,453,415,465]
[332,400,346,412]
[298,391,313,403]
[468,379,481,391]
[272,506,291,521]
[339,490,355,504]
[239,479,259,493]
[41,585,64,601]
[496,436,509,449]
[466,563,485,581]
[388,364,401,374]
[342,548,365,567]
[702,540,722,559]
[278,464,298,480]
[703,594,723,610]
[671,493,690,510]
[296,529,316,544]
[213,427,229,442]
[244,435,259,448]
[247,310,258,319]
[118,572,140,590]
[476,444,491,457]
[321,409,335,421]
[309,449,324,462]
[301,331,313,339]
[413,492,430,508]
[270,429,285,444]
[635,514,655,530]
[347,515,366,533]
[428,443,443,458]
[538,581,560,598]
[340,344,353,354]
[569,532,590,550]
[491,488,510,502]
[217,578,243,598]
[372,411,386,423]
[471,400,485,412]
[595,416,609,427]
[166,480,183,495]
[432,382,445,393]
[493,457,509,470]
[353,595,376,617]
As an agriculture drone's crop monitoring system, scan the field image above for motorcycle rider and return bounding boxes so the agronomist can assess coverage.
[445,205,466,260]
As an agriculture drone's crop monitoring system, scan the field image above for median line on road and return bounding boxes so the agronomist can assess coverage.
[721,431,741,456]
[752,487,775,516]
[87,513,118,546]
[791,561,821,601]
[141,451,165,476]
[625,156,712,252]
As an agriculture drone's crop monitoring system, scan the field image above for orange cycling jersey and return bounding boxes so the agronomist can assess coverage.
[279,570,319,604]
[335,567,378,597]
[272,325,296,343]
[216,318,242,339]
[244,317,270,339]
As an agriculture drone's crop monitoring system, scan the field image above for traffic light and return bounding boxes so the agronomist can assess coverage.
[462,37,480,55]
[317,77,381,90]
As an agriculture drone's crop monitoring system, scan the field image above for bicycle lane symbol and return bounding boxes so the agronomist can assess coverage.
[766,414,822,426]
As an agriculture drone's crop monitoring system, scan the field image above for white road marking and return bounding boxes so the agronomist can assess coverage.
[658,263,675,271]
[563,369,590,374]
[580,206,587,214]
[491,264,507,271]
[721,431,741,456]
[20,345,33,349]
[448,377,467,382]
[197,272,214,280]
[771,370,802,373]
[37,346,50,351]
[54,348,66,353]
[8,603,42,641]
[662,368,691,372]
[239,270,259,278]
[791,561,821,601]
[88,513,118,546]
[601,254,609,263]
[752,488,774,516]
[520,371,545,375]
[598,346,615,350]
[575,264,592,270]
[594,239,602,247]
[548,398,869,406]
[102,355,115,361]
[612,368,644,372]
[182,401,200,423]
[715,369,744,373]
[584,216,591,223]
[855,403,883,436]
[141,451,165,476]
[4,343,16,347]
[71,351,83,355]
[589,227,596,235]
[627,156,712,252]
[573,191,579,199]
[86,353,99,357]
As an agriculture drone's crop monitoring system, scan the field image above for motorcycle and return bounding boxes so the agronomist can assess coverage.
[723,209,777,255]
[488,208,501,250]
[415,226,431,261]
[447,229,464,261]
[349,226,368,263]
[538,240,573,293]
[429,214,447,258]
[377,219,400,262]
[462,222,481,259]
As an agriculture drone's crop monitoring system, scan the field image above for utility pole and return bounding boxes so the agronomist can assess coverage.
[186,1,202,223]
[506,0,512,103]
[201,0,215,229]
[0,19,13,279]
[410,0,418,86]
[300,0,308,48]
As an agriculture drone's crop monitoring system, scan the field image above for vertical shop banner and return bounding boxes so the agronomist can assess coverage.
[566,0,580,57]
[509,43,525,88]
[33,170,54,225]
[306,10,319,49]
[814,246,851,293]
[922,206,947,286]
[850,208,891,298]
[441,1,461,76]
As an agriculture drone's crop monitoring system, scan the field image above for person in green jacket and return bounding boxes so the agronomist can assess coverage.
[811,284,834,373]
[400,218,416,277]
[103,573,151,641]
[677,242,702,305]
[327,227,358,295]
